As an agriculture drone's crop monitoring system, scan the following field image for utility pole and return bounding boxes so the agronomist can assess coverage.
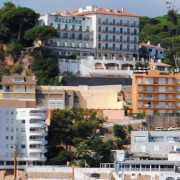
[72,165,74,180]
[14,146,18,180]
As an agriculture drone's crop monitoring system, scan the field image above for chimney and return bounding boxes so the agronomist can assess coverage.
[121,8,124,12]
[147,41,151,45]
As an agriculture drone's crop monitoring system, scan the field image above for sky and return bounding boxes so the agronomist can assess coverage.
[0,0,180,17]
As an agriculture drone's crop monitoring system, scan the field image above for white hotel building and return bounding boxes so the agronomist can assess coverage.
[39,5,139,61]
[0,108,47,169]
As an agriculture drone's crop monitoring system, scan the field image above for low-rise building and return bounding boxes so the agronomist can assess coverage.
[140,41,165,59]
[36,85,123,110]
[131,131,180,157]
[59,56,135,77]
[149,60,171,72]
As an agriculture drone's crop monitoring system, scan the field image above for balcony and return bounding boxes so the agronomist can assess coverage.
[29,131,48,136]
[29,113,47,119]
[29,122,48,128]
[29,139,48,145]
[29,147,47,153]
[139,105,176,109]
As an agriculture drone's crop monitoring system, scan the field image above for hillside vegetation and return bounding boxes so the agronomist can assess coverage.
[0,2,179,82]
[140,9,180,67]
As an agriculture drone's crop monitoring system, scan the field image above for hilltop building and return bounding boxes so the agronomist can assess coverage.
[0,108,47,169]
[39,5,139,60]
[140,41,165,59]
[131,70,180,115]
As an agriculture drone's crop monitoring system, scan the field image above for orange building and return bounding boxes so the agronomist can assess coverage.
[131,70,180,115]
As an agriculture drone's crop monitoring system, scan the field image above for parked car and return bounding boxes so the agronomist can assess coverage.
[168,127,179,131]
[155,127,164,131]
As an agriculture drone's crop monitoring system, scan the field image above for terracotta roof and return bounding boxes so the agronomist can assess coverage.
[49,8,139,17]
[140,43,165,50]
[0,76,36,85]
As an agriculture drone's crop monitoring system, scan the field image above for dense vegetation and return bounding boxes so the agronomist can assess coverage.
[46,108,129,167]
[0,2,58,84]
[140,9,180,68]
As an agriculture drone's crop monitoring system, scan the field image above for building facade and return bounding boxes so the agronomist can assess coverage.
[131,131,180,157]
[140,41,165,59]
[0,76,36,108]
[131,70,180,114]
[59,56,135,77]
[39,6,139,60]
[0,108,47,169]
[36,85,123,110]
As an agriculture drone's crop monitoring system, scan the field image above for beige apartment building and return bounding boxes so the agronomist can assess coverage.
[0,76,36,108]
[131,70,180,115]
[36,85,123,110]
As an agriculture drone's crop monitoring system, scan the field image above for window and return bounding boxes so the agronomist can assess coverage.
[48,100,64,109]
[113,27,116,33]
[16,86,21,90]
[11,136,13,140]
[105,27,108,32]
[21,128,25,132]
[11,127,13,132]
[21,145,26,149]
[13,78,24,82]
[120,28,123,33]
[98,34,101,41]
[154,145,159,151]
[21,120,25,124]
[6,127,9,132]
[113,19,115,25]
[6,136,8,140]
[113,35,115,41]
[134,136,146,142]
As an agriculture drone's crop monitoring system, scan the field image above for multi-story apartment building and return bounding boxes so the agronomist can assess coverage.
[131,70,180,115]
[131,131,180,157]
[0,76,36,108]
[39,5,139,60]
[0,108,47,169]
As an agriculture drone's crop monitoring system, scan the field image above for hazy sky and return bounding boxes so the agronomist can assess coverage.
[0,0,180,17]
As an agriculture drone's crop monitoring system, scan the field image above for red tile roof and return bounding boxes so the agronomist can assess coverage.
[49,8,139,17]
[140,43,165,50]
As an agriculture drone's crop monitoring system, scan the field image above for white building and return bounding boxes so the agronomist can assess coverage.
[39,5,139,60]
[0,108,48,169]
[140,41,165,59]
[131,131,180,158]
[111,150,180,180]
[59,56,135,77]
